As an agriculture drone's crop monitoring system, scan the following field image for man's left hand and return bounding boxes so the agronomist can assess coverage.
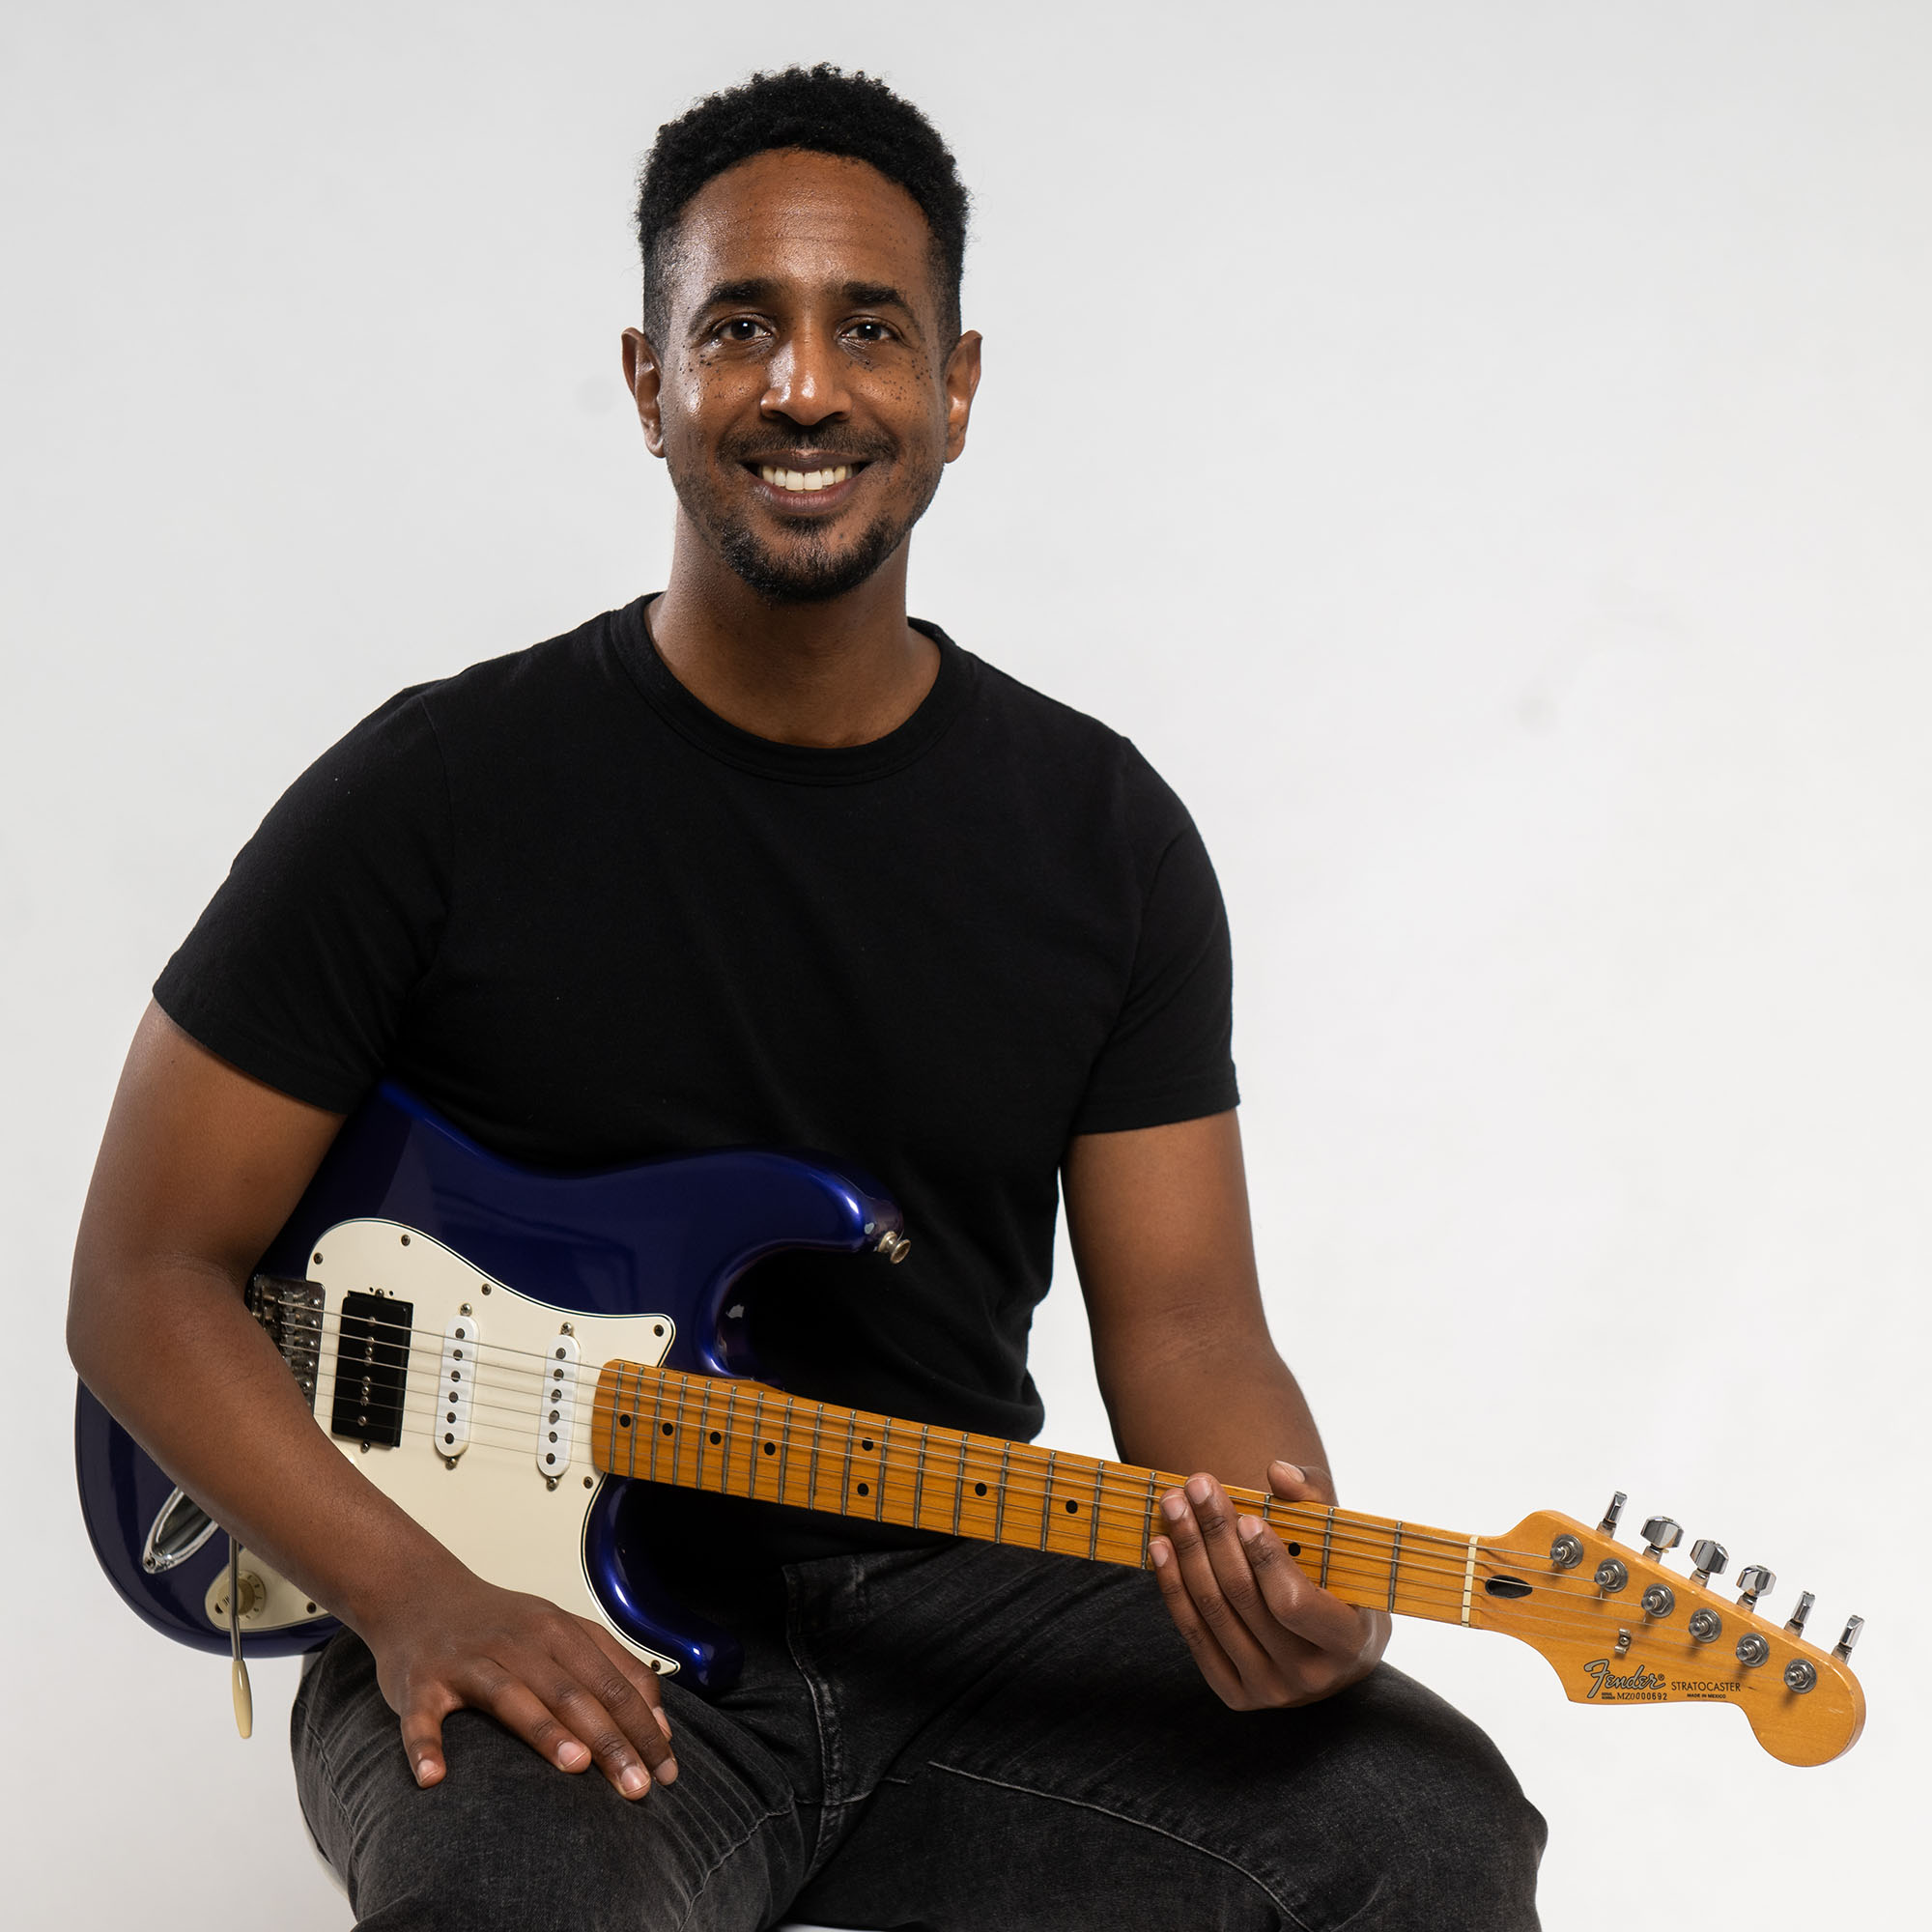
[1150,1459,1389,1709]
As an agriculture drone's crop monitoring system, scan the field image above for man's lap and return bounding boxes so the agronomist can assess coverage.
[295,1539,1543,1931]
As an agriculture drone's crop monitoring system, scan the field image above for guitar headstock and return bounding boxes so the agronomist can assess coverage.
[1478,1493,1864,1767]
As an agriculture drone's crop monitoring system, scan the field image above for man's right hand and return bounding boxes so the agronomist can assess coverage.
[68,1007,678,1799]
[366,1561,677,1796]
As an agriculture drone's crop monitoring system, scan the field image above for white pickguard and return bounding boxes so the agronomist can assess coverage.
[221,1217,681,1675]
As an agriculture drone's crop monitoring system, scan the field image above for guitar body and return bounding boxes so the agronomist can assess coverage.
[72,1082,902,1689]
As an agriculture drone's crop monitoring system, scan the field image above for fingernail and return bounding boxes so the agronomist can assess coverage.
[1272,1461,1304,1484]
[620,1764,648,1797]
[654,1706,673,1739]
[414,1758,440,1787]
[655,1756,679,1785]
[1150,1539,1171,1568]
[1237,1515,1264,1543]
[1161,1492,1187,1520]
[1185,1475,1213,1505]
[559,1742,590,1770]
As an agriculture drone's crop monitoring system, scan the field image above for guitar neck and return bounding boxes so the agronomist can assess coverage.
[590,1362,1477,1629]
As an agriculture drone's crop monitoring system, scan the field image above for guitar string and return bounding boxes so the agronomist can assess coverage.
[304,1319,1521,1572]
[299,1309,1714,1587]
[313,1345,1648,1596]
[284,1363,1782,1645]
[320,1381,1668,1625]
[327,1361,1515,1589]
[270,1304,1705,1582]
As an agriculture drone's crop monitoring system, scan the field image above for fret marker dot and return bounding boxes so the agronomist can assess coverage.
[1288,1543,1301,1556]
[857,1482,869,1496]
[662,1423,674,1435]
[709,1431,722,1444]
[1065,1499,1077,1513]
[862,1439,873,1452]
[763,1441,776,1455]
[975,1483,987,1496]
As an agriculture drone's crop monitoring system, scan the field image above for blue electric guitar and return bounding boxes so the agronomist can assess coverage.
[73,1084,1866,1766]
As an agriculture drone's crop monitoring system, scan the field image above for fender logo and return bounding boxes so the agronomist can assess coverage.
[1582,1658,1666,1698]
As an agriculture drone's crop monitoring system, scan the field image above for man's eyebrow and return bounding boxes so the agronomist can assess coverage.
[841,281,918,317]
[696,277,781,311]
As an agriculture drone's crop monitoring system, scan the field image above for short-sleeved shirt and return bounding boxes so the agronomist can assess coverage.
[156,598,1237,1562]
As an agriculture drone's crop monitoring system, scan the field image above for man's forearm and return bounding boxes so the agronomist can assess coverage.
[1096,1337,1337,1503]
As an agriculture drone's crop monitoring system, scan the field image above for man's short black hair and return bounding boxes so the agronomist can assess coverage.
[636,65,970,345]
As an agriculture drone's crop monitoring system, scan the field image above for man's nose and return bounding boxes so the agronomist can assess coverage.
[761,326,851,426]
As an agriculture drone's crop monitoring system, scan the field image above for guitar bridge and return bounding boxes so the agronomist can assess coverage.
[245,1274,327,1410]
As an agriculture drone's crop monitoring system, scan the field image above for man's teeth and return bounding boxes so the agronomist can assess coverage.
[760,465,851,492]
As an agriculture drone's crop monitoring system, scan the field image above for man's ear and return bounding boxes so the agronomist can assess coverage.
[621,327,667,457]
[943,329,984,464]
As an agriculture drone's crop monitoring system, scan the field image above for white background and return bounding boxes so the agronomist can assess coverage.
[4,2,1926,1923]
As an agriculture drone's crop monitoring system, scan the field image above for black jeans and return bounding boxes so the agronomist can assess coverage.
[294,1541,1544,1930]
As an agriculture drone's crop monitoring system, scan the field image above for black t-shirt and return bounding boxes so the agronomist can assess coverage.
[156,598,1237,1562]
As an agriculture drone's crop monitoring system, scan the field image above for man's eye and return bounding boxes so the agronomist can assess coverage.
[717,318,765,343]
[846,321,893,344]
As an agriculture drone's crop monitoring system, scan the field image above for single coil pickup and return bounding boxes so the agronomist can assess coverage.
[1484,1577,1535,1600]
[329,1291,413,1448]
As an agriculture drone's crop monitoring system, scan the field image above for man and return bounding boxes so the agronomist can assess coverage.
[68,66,1542,1930]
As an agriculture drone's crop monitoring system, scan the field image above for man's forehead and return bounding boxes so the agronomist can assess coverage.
[669,150,935,315]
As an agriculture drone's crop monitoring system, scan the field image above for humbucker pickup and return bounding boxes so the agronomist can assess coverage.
[328,1291,413,1449]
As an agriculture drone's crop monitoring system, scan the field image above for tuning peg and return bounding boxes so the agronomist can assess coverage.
[1689,1538,1728,1585]
[1735,1565,1776,1609]
[1784,1590,1815,1636]
[1598,1491,1628,1537]
[1640,1517,1682,1561]
[1833,1615,1864,1661]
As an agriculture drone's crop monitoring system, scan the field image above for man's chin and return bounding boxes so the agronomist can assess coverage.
[717,520,906,605]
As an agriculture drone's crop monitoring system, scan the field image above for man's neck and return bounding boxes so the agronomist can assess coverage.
[647,521,940,749]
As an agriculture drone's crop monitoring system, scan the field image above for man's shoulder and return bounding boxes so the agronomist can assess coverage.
[408,602,634,735]
[947,641,1192,836]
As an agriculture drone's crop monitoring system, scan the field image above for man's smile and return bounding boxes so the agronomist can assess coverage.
[745,459,868,510]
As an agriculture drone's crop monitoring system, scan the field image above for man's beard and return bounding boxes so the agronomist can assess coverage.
[716,504,912,604]
[675,442,944,604]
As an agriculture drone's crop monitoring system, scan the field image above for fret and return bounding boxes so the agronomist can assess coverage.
[648,1368,668,1482]
[589,1362,1476,1629]
[804,1397,824,1516]
[777,1392,796,1509]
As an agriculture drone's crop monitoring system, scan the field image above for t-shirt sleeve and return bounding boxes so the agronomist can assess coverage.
[152,689,452,1112]
[1070,802,1239,1137]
